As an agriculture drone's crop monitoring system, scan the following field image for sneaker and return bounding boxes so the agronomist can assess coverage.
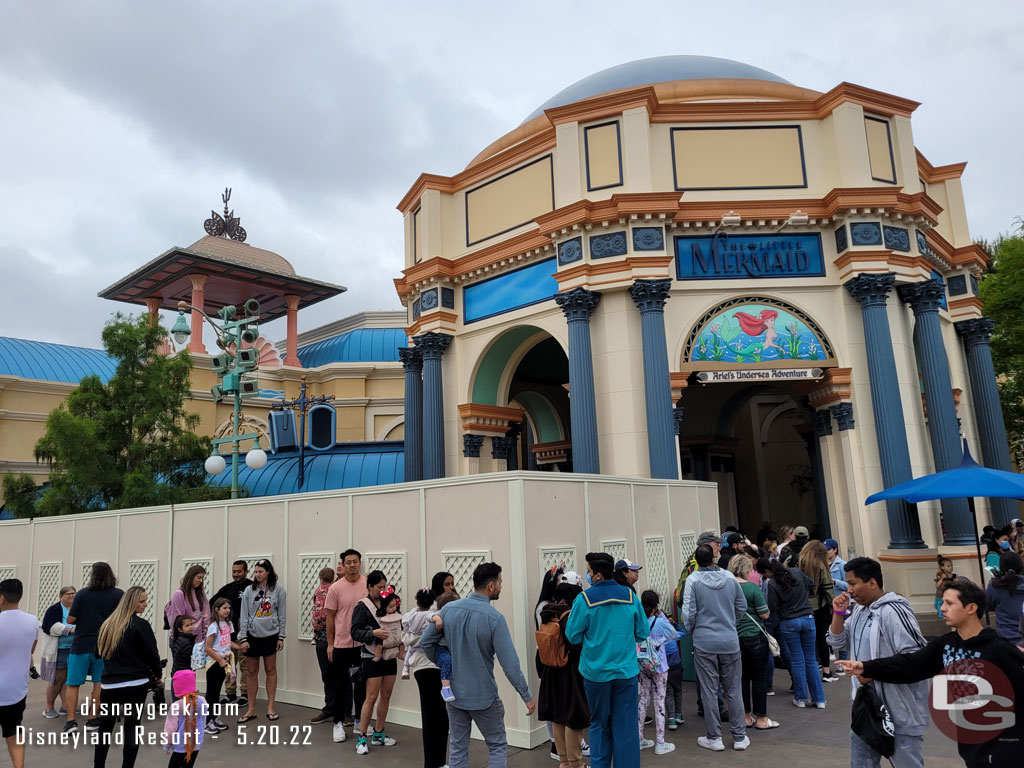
[733,736,751,751]
[62,721,78,734]
[237,696,248,707]
[85,718,101,731]
[766,690,776,696]
[675,715,686,726]
[697,736,725,752]
[370,731,396,747]
[440,686,455,703]
[58,707,68,716]
[43,708,59,719]
[639,738,655,749]
[205,722,220,736]
[400,670,410,680]
[813,701,826,709]
[822,674,839,683]
[654,742,676,755]
[550,742,560,760]
[581,739,590,757]
[793,699,807,708]
[355,735,369,755]
[667,719,678,731]
[333,723,347,743]
[214,718,229,731]
[354,718,360,729]
[644,715,653,726]
[310,711,332,724]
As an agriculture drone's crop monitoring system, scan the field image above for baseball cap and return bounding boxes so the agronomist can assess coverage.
[697,530,721,546]
[723,532,743,547]
[614,558,643,572]
[824,538,839,551]
[794,525,810,538]
[1012,518,1023,527]
[563,571,582,586]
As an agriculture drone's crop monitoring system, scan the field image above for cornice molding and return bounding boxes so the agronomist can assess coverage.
[916,149,967,183]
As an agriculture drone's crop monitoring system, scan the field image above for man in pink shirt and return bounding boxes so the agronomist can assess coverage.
[326,549,367,743]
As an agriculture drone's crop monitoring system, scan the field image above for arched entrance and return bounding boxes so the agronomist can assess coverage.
[470,326,570,471]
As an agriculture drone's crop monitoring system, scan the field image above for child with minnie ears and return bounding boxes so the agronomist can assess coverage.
[371,588,405,662]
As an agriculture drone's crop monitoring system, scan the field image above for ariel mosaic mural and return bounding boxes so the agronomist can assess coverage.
[689,302,828,364]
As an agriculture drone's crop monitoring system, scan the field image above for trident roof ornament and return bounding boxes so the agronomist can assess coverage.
[204,187,247,242]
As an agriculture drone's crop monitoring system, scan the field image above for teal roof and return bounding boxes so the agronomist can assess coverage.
[297,328,408,367]
[524,55,791,122]
[0,337,116,384]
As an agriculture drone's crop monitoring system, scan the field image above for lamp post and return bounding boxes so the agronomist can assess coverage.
[170,298,267,499]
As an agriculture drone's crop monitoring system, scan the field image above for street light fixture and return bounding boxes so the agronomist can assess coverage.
[170,298,264,499]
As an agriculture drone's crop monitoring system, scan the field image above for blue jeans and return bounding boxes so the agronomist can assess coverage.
[583,676,639,768]
[779,616,825,705]
[850,730,924,768]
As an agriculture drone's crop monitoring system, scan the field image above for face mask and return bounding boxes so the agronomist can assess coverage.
[585,572,592,585]
[1000,540,1011,550]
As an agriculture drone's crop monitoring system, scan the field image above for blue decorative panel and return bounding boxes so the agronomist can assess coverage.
[421,288,438,310]
[850,222,883,246]
[633,227,665,251]
[970,274,979,295]
[916,230,930,255]
[558,237,583,265]
[930,270,948,311]
[946,275,968,296]
[589,232,627,259]
[412,298,422,319]
[834,226,848,254]
[441,287,455,308]
[675,234,825,281]
[883,226,910,252]
[463,258,559,323]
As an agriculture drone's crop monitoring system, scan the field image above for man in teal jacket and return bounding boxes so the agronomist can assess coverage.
[566,552,649,768]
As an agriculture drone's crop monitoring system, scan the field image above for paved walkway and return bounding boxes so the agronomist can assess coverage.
[5,676,962,768]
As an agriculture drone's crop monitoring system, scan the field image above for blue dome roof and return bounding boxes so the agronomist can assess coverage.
[523,55,791,122]
[0,337,117,384]
[297,328,408,368]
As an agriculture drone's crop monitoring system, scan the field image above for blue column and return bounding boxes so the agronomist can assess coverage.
[956,317,1016,526]
[398,347,423,482]
[413,332,452,480]
[899,280,973,544]
[811,409,833,539]
[629,279,678,479]
[845,273,925,549]
[555,287,601,474]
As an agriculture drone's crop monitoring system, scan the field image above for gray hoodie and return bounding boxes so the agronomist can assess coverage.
[681,566,746,655]
[826,592,928,736]
[239,583,287,640]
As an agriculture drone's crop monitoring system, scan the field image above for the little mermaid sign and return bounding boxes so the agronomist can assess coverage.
[689,302,828,364]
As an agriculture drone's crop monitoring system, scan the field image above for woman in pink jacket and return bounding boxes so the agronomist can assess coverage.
[166,565,210,643]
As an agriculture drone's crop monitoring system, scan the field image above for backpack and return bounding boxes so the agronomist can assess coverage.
[190,640,210,671]
[162,601,171,631]
[851,682,895,758]
[636,636,659,676]
[535,611,570,668]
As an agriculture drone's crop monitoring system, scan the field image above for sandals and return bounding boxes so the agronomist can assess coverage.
[237,713,257,724]
[267,713,280,721]
[755,719,781,730]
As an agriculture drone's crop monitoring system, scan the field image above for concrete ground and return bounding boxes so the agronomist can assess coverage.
[4,675,962,768]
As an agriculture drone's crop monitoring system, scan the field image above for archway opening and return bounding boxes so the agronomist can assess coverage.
[507,337,570,471]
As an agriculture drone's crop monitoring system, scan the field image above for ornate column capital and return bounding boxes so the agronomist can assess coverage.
[189,272,209,292]
[629,278,673,313]
[491,435,510,460]
[555,287,601,322]
[829,402,855,431]
[413,331,453,360]
[812,409,833,438]
[844,272,896,308]
[398,346,423,372]
[462,433,484,458]
[897,279,945,315]
[955,317,995,348]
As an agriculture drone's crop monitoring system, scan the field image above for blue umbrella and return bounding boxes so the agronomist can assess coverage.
[865,441,1024,593]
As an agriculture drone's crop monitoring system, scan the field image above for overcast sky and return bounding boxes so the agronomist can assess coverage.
[2,1,1021,349]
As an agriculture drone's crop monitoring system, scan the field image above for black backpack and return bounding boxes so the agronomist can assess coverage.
[851,682,895,759]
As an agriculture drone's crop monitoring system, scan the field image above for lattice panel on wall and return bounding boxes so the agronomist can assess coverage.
[539,547,576,574]
[600,539,628,564]
[181,558,214,583]
[679,532,698,567]
[240,556,273,581]
[82,562,94,588]
[129,561,158,625]
[37,562,62,616]
[442,551,490,597]
[0,566,15,582]
[367,553,407,608]
[298,554,333,640]
[643,537,669,601]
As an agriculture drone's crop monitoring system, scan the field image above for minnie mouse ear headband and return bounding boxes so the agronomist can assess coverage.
[379,586,396,599]
[549,562,565,577]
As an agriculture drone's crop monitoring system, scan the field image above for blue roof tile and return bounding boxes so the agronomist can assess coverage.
[0,337,117,384]
[297,328,408,367]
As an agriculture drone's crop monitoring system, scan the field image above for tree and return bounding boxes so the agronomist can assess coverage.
[978,224,1024,462]
[1,314,229,516]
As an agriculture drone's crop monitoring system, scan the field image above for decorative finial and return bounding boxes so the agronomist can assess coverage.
[204,187,247,242]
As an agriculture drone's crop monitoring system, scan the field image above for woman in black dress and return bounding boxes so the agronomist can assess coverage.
[537,582,589,768]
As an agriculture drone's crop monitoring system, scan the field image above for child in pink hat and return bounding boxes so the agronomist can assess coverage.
[163,670,210,767]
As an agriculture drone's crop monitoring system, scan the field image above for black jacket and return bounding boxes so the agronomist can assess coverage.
[41,602,65,635]
[102,616,162,686]
[350,599,380,659]
[170,632,196,674]
[212,578,252,640]
[862,628,1024,767]
[717,548,738,570]
[765,569,815,621]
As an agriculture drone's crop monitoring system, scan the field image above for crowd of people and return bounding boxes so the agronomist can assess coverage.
[2,518,1024,768]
